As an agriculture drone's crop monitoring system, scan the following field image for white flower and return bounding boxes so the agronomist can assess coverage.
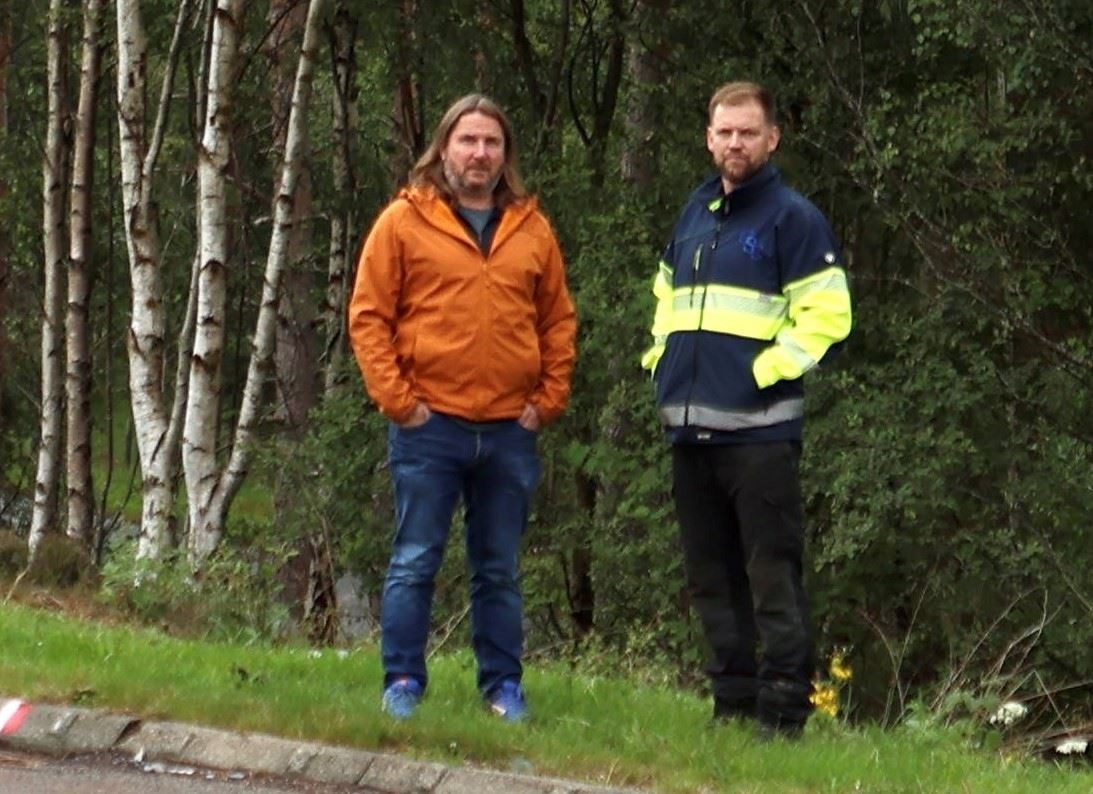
[1054,738,1088,756]
[989,701,1028,727]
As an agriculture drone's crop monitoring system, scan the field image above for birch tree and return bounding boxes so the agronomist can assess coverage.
[184,0,246,565]
[186,0,326,565]
[322,0,356,394]
[28,0,69,557]
[269,0,318,431]
[65,0,106,549]
[116,0,195,560]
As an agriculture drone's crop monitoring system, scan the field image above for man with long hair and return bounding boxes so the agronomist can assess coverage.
[349,94,576,721]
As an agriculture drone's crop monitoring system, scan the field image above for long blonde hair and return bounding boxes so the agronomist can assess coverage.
[409,94,527,208]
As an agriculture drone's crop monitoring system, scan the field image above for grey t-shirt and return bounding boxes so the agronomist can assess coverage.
[456,205,500,254]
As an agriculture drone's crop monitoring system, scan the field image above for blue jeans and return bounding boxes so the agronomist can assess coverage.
[381,412,540,695]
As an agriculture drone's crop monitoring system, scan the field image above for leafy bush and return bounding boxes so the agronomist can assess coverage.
[99,540,293,643]
[0,530,27,577]
[27,534,90,587]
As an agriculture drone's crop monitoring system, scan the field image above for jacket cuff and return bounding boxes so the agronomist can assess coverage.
[752,352,780,390]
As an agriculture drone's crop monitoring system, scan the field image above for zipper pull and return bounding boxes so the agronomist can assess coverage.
[712,197,727,249]
[690,246,702,305]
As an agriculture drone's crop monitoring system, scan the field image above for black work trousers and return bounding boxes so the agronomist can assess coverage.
[672,441,815,728]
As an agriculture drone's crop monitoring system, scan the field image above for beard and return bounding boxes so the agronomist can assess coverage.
[444,159,503,200]
[716,152,764,187]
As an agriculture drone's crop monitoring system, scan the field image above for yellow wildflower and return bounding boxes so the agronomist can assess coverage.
[810,682,839,717]
[830,652,853,682]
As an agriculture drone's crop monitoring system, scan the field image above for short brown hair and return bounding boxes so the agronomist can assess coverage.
[707,81,777,126]
[409,94,527,208]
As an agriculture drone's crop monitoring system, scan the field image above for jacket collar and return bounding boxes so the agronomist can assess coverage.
[698,162,780,215]
[400,185,537,253]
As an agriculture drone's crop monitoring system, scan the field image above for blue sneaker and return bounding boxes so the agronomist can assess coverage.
[486,680,528,722]
[382,677,423,719]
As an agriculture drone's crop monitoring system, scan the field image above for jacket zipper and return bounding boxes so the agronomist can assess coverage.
[688,246,702,307]
[684,213,724,429]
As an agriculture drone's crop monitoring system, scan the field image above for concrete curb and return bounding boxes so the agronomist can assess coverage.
[0,697,638,793]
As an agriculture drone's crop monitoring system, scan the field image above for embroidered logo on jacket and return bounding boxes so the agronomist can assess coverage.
[739,231,766,261]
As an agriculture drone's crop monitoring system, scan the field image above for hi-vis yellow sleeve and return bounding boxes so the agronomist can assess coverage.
[640,261,674,372]
[752,267,852,388]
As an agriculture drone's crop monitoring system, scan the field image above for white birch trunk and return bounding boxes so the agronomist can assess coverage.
[323,1,356,395]
[29,0,69,557]
[65,0,105,549]
[116,0,194,561]
[269,0,318,431]
[186,0,326,565]
[184,0,246,564]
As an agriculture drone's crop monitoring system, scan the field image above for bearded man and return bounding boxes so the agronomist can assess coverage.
[642,81,852,739]
[350,94,576,722]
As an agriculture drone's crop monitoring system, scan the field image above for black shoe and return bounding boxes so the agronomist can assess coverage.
[713,699,757,724]
[757,720,804,742]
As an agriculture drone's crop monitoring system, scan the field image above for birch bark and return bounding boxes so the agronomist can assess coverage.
[65,0,105,549]
[269,0,318,430]
[322,1,357,394]
[184,0,246,565]
[29,0,69,557]
[187,0,325,565]
[116,0,194,560]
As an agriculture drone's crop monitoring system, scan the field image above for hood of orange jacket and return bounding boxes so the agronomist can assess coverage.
[348,185,576,425]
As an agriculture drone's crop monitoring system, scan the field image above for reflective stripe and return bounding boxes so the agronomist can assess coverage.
[752,268,852,387]
[784,267,848,301]
[752,333,818,388]
[670,287,787,317]
[665,285,788,340]
[774,330,815,370]
[649,263,676,364]
[659,397,804,431]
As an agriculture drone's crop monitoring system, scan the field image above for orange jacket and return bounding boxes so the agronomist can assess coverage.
[349,186,576,425]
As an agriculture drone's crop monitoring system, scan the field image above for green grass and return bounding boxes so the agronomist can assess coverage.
[0,601,1087,793]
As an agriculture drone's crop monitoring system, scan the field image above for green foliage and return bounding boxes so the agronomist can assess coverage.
[805,290,1093,722]
[3,0,1091,739]
[27,534,90,588]
[0,530,28,577]
[99,540,293,644]
[237,0,1093,724]
[251,382,392,579]
[243,380,391,636]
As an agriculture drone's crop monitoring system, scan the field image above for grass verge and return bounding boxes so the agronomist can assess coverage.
[0,601,1087,793]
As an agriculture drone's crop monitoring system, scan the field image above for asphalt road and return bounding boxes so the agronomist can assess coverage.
[0,749,379,793]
